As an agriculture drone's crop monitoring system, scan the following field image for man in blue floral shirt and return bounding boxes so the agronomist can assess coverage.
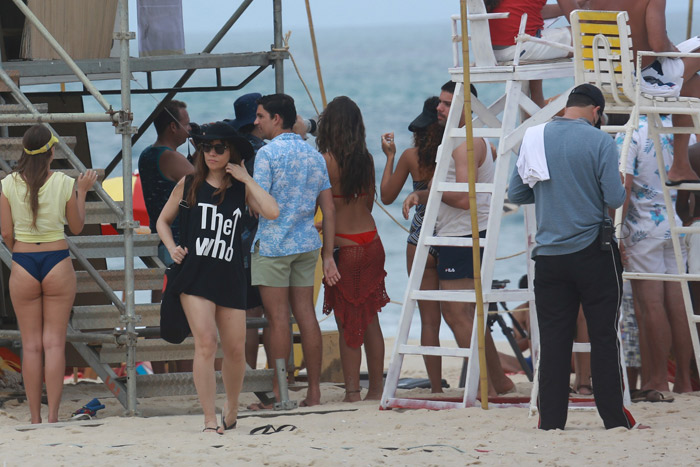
[251,93,340,407]
[617,115,694,398]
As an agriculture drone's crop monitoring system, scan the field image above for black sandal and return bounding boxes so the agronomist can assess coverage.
[203,426,222,435]
[221,403,237,431]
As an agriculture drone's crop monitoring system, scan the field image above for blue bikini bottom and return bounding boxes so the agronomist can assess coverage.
[12,249,70,282]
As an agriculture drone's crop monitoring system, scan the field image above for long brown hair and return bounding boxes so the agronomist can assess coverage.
[16,125,54,229]
[316,96,374,201]
[413,121,444,176]
[185,139,241,207]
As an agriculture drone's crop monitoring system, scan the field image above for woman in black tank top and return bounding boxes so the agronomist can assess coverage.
[157,122,278,434]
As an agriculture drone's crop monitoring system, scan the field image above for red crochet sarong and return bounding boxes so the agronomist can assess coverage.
[323,236,390,348]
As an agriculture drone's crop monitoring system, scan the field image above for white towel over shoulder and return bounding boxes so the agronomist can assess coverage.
[516,123,549,188]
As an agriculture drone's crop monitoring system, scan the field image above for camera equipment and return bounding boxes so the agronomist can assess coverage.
[600,218,614,251]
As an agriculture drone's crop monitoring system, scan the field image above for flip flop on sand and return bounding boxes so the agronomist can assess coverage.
[202,426,222,435]
[631,389,674,403]
[249,424,297,435]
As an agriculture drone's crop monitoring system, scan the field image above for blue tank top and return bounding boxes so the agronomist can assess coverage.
[138,145,179,243]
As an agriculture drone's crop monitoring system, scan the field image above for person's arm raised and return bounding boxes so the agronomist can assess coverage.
[65,170,98,235]
[227,161,279,220]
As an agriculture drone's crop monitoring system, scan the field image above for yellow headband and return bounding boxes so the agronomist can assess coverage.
[24,133,59,155]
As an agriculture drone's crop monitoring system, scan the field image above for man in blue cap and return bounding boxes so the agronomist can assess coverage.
[227,93,269,371]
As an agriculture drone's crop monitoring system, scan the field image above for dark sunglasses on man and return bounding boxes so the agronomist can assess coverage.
[198,143,229,155]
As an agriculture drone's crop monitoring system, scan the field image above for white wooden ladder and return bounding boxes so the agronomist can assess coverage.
[379,80,537,409]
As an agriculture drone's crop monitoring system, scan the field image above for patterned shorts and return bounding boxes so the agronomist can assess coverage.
[620,284,641,368]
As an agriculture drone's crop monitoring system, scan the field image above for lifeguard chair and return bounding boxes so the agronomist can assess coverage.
[570,9,700,384]
[381,0,581,409]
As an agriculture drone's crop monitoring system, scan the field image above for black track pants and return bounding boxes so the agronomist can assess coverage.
[534,240,636,430]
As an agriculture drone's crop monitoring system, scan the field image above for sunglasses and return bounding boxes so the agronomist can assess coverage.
[198,143,229,155]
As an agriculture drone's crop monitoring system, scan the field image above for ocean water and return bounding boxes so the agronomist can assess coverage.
[55,10,698,340]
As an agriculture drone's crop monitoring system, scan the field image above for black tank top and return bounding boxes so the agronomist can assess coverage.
[175,177,247,309]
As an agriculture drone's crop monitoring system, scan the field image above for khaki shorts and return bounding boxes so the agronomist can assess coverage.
[251,247,319,287]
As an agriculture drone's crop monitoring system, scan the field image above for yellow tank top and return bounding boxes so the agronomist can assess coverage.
[1,172,75,243]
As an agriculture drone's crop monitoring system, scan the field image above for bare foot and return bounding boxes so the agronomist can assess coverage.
[672,382,694,393]
[344,389,362,403]
[247,402,273,411]
[666,166,700,184]
[364,390,382,401]
[300,398,321,407]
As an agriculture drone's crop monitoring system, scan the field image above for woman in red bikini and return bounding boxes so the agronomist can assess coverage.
[317,96,389,402]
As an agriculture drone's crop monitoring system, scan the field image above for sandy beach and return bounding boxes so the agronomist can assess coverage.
[1,339,699,466]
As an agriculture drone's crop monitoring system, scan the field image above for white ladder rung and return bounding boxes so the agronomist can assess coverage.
[424,236,481,247]
[622,272,700,282]
[667,182,700,191]
[398,344,471,358]
[450,127,503,138]
[410,288,533,303]
[436,181,494,193]
[572,342,591,352]
[673,226,700,234]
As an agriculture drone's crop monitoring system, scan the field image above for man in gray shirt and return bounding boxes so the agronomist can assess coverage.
[509,84,641,430]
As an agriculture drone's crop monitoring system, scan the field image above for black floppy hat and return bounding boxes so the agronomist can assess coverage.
[569,83,605,113]
[193,121,255,160]
[408,96,440,132]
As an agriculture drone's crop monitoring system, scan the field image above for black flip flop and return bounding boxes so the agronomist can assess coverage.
[250,424,275,435]
[221,404,237,431]
[203,426,223,435]
[249,424,297,435]
[274,424,297,433]
[665,179,700,186]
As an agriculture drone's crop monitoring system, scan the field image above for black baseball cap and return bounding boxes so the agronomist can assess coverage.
[569,83,605,113]
[408,96,440,132]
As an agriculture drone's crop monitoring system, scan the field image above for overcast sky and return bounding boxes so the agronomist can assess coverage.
[130,0,693,34]
[131,1,462,32]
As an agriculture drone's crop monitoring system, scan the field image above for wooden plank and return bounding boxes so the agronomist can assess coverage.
[75,268,164,294]
[84,200,122,224]
[574,11,621,22]
[71,303,161,330]
[0,70,19,92]
[0,169,105,183]
[579,23,621,35]
[0,136,77,160]
[69,233,160,259]
[99,338,222,364]
[581,48,622,59]
[581,35,621,48]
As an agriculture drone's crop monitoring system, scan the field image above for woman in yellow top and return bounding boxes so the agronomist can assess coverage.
[0,124,97,424]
